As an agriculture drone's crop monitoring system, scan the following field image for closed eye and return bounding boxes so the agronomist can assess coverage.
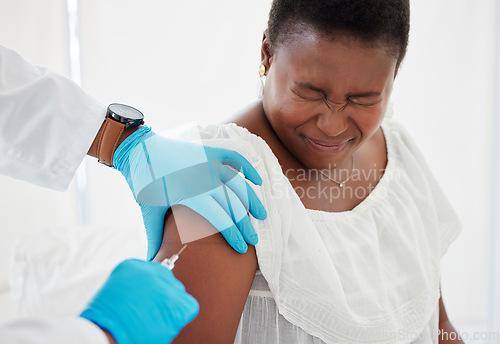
[348,97,382,107]
[292,88,325,101]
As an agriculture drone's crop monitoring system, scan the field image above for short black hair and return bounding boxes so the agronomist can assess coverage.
[267,0,410,67]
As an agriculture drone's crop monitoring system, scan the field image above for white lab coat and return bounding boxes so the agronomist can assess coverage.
[0,44,105,191]
[0,45,108,343]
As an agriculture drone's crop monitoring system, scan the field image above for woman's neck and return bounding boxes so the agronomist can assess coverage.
[231,101,387,212]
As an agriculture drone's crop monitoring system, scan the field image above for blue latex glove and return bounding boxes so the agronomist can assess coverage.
[114,127,267,261]
[80,259,198,344]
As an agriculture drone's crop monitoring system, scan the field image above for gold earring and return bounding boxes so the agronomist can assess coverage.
[257,65,266,98]
[259,64,266,78]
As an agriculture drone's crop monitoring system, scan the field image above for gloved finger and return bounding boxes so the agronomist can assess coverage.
[211,184,249,224]
[219,223,249,253]
[180,197,248,253]
[218,165,267,220]
[140,204,168,261]
[211,185,258,248]
[211,147,262,186]
[235,215,259,246]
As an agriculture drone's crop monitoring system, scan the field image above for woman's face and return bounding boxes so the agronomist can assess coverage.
[262,29,398,170]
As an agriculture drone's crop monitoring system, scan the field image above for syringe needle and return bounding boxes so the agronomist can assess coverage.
[176,244,188,257]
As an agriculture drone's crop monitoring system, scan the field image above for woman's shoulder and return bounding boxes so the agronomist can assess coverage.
[382,117,425,157]
[162,121,271,162]
[381,116,434,175]
[161,121,254,141]
[381,116,462,254]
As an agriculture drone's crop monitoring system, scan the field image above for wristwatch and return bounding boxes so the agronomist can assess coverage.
[96,103,145,167]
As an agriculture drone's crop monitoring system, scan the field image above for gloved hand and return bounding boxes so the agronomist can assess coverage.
[80,259,199,344]
[114,127,267,260]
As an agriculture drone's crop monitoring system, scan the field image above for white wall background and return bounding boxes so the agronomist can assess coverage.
[0,0,498,339]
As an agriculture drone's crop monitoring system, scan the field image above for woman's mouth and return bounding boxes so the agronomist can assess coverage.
[303,136,352,153]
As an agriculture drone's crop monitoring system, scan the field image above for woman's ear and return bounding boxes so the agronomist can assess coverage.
[260,30,273,74]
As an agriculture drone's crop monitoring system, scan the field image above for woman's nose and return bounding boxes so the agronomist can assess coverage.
[315,104,349,137]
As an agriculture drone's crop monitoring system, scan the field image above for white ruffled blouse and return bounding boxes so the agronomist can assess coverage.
[167,117,462,344]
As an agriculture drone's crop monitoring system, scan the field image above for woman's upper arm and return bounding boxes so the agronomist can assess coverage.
[153,205,258,344]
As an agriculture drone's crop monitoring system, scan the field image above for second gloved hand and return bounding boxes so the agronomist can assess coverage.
[80,259,199,344]
[113,127,267,260]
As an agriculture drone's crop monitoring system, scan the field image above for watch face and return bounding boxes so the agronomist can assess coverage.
[107,103,144,124]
